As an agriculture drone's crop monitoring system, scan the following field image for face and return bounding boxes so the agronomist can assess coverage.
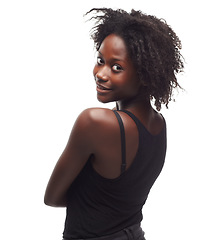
[93,34,140,104]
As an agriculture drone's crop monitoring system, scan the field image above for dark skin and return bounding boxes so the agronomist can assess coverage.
[44,34,164,207]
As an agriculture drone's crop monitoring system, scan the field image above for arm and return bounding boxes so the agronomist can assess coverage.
[44,109,95,207]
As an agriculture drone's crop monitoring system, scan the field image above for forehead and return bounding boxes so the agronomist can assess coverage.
[99,34,128,59]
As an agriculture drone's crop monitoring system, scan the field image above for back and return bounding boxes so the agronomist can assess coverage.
[63,109,167,239]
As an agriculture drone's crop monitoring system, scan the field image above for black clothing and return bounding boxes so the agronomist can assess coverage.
[63,110,166,239]
[63,223,145,240]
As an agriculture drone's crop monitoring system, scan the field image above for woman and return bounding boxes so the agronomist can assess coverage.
[44,8,184,240]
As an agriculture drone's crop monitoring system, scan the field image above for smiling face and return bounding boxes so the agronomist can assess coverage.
[93,34,141,104]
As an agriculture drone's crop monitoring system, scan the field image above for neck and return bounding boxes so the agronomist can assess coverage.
[116,90,152,109]
[117,98,151,110]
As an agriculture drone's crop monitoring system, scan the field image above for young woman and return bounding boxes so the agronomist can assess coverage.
[44,8,184,240]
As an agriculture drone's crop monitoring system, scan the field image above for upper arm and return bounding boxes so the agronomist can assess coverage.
[44,109,96,207]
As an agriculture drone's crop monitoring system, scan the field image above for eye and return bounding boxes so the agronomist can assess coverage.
[97,57,104,65]
[112,64,123,72]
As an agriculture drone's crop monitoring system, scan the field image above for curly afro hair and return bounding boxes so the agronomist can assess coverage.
[86,8,184,111]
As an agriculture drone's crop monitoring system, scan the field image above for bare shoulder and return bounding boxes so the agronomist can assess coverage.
[154,111,165,125]
[150,110,166,135]
[76,107,116,127]
[72,108,118,148]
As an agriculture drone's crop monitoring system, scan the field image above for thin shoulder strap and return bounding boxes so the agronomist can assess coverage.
[113,110,126,174]
[121,109,140,126]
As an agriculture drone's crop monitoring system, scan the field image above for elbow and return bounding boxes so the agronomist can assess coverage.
[44,194,54,207]
[44,193,67,207]
[44,196,52,206]
[44,194,58,207]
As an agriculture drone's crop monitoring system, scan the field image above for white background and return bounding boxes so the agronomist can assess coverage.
[0,0,198,239]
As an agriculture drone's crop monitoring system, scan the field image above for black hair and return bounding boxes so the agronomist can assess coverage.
[86,8,184,110]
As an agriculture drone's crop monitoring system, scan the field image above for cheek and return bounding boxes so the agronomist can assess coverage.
[126,70,140,87]
[119,74,140,95]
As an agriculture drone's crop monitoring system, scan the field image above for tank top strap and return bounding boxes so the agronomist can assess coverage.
[120,109,166,136]
[120,109,142,127]
[113,110,126,174]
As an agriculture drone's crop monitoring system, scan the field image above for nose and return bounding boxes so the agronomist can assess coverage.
[95,66,109,82]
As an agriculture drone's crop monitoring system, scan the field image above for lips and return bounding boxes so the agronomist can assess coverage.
[96,83,112,93]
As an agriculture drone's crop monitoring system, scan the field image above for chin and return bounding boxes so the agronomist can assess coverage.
[97,98,110,104]
[97,95,117,104]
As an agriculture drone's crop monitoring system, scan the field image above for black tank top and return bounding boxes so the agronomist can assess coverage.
[63,110,167,239]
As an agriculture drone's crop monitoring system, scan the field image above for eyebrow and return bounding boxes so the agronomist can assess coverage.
[98,51,125,63]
